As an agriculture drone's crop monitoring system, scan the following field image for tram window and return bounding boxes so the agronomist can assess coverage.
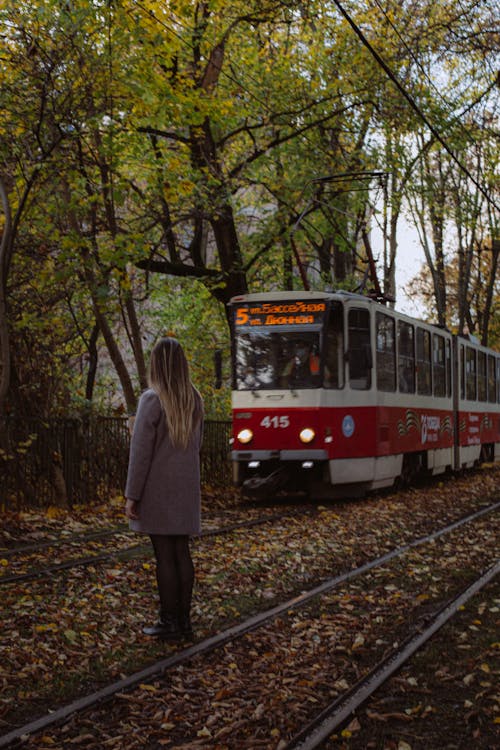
[348,308,371,390]
[324,302,344,389]
[497,358,500,403]
[466,347,477,400]
[432,333,446,397]
[397,321,415,393]
[375,313,396,392]
[416,328,432,395]
[487,355,496,403]
[460,345,465,400]
[478,351,487,402]
[234,330,321,390]
[445,339,452,397]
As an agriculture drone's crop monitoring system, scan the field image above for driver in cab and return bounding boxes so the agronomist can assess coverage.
[280,341,320,387]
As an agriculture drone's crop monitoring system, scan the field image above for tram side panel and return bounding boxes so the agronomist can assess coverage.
[325,301,457,491]
[456,337,500,468]
[323,391,455,492]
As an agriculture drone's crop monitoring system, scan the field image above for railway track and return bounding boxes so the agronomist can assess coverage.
[0,525,129,556]
[283,562,499,750]
[1,500,497,749]
[0,507,316,586]
[1,467,496,588]
[0,506,271,555]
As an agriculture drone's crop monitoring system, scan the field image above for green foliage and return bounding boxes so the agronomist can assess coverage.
[0,0,497,415]
[146,278,231,418]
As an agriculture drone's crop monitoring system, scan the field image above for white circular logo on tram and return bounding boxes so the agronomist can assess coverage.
[342,414,355,438]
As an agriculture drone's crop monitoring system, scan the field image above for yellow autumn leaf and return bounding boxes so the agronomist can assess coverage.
[46,506,62,519]
[352,633,365,650]
[197,727,212,738]
[35,624,57,633]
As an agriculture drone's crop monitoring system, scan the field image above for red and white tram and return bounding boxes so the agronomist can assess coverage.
[229,291,500,499]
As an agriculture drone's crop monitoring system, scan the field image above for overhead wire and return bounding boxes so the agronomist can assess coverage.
[370,0,498,149]
[331,0,499,213]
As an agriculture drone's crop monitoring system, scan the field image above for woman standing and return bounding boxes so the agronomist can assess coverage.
[124,337,204,641]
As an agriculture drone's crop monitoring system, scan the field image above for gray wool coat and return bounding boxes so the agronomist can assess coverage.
[125,388,203,536]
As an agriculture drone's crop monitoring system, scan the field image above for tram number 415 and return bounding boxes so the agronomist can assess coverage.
[260,415,290,428]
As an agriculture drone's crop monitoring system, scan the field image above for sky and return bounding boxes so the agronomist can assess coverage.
[369,201,427,319]
[393,221,426,318]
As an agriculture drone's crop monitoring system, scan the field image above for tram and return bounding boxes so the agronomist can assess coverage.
[228,291,500,499]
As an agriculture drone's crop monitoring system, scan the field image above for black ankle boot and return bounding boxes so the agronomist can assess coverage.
[143,614,181,641]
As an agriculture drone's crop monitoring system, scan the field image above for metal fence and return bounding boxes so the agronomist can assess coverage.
[0,417,232,509]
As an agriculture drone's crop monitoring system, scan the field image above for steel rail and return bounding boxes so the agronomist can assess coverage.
[0,525,129,557]
[0,501,497,748]
[0,510,315,585]
[0,503,294,557]
[284,560,499,750]
[0,505,281,557]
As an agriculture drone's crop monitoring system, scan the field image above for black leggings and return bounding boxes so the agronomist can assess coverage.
[149,534,194,618]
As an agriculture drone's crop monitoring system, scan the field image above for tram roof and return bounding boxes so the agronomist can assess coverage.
[229,290,333,302]
[228,290,376,305]
[228,290,445,330]
[228,292,500,353]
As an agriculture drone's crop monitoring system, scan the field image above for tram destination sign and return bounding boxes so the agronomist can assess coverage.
[234,300,326,327]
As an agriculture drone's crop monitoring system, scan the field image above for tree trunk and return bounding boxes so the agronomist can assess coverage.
[0,177,12,420]
[209,204,248,306]
[83,262,138,414]
[85,323,100,402]
[480,238,500,346]
[123,291,148,390]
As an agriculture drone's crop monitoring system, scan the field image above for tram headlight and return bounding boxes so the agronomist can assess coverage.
[299,427,315,444]
[237,428,253,444]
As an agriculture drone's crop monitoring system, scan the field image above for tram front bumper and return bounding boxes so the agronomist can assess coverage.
[231,450,328,461]
[231,449,328,490]
[231,449,328,497]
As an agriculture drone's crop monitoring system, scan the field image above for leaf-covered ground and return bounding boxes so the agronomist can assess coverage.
[0,467,498,747]
[323,578,500,750]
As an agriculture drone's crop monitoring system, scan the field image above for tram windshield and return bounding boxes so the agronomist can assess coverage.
[234,330,321,390]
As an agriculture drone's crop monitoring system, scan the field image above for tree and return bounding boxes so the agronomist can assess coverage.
[366,0,499,312]
[1,0,498,419]
[0,0,150,415]
[123,0,395,306]
[405,98,499,340]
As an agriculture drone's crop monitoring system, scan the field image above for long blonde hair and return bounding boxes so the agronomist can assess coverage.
[148,337,202,449]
